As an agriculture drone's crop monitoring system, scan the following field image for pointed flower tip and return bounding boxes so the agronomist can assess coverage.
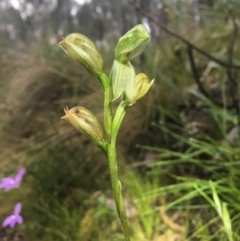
[60,107,69,120]
[57,40,62,46]
[148,78,155,85]
[59,36,65,42]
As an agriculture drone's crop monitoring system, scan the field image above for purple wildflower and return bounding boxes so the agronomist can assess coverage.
[0,168,26,191]
[2,203,23,228]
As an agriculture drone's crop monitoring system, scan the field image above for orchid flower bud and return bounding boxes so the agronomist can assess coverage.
[115,24,150,64]
[127,73,154,106]
[58,33,104,77]
[61,106,105,147]
[111,60,135,101]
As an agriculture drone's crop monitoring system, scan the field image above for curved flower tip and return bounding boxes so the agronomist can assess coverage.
[0,168,26,191]
[2,203,23,228]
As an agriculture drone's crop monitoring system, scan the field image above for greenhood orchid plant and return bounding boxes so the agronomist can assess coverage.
[59,24,154,241]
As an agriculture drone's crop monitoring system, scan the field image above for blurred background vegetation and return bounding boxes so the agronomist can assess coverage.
[1,0,240,240]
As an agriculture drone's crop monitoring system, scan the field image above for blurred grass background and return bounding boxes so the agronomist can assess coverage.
[1,0,240,240]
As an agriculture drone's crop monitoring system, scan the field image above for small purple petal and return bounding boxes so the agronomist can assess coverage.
[2,214,23,228]
[10,216,22,228]
[14,168,26,183]
[9,220,16,228]
[0,168,25,191]
[15,215,23,225]
[7,215,23,228]
[2,203,23,228]
[0,178,12,185]
[2,215,23,228]
[2,216,13,228]
[13,203,22,215]
[0,178,15,191]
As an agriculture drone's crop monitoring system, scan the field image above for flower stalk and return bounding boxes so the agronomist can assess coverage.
[107,101,129,240]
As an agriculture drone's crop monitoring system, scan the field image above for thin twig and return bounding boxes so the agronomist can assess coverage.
[225,8,240,123]
[128,0,240,70]
[187,46,221,106]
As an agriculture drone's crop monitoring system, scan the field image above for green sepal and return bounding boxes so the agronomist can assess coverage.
[115,24,150,64]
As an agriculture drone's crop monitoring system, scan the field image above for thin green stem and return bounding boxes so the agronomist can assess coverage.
[107,144,130,241]
[100,72,130,240]
[99,73,113,137]
[107,101,130,241]
[111,101,128,145]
